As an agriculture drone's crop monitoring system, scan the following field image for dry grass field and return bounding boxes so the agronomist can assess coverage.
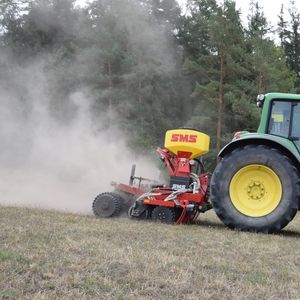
[1,206,300,299]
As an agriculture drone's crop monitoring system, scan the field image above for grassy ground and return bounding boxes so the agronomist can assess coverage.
[1,206,300,299]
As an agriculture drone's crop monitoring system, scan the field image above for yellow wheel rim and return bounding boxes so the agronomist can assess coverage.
[229,164,282,217]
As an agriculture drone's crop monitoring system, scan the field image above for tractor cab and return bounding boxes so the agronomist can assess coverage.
[257,93,300,151]
[267,100,300,149]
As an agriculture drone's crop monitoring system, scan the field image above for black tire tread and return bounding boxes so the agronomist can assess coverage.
[210,145,300,233]
[92,192,122,218]
[151,206,176,224]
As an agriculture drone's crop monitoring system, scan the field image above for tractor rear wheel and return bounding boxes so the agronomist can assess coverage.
[210,145,300,233]
[151,206,176,224]
[92,192,122,218]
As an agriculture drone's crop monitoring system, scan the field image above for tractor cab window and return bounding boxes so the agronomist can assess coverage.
[268,101,291,138]
[291,104,300,148]
[268,100,300,150]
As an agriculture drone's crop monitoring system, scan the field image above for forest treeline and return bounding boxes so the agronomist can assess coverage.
[0,0,299,167]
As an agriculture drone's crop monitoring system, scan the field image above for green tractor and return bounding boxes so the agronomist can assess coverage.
[211,92,300,233]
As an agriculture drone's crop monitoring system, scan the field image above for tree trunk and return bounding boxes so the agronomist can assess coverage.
[138,78,142,104]
[216,52,225,154]
[107,59,113,126]
[258,71,264,93]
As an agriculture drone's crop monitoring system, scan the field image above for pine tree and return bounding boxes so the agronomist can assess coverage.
[247,1,295,94]
[74,0,188,149]
[278,4,289,47]
[178,0,218,59]
[0,0,30,50]
[177,0,219,153]
[182,0,251,157]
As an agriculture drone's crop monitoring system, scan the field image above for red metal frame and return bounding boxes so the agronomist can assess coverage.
[141,173,209,224]
[115,183,145,197]
[157,148,193,177]
[114,147,210,224]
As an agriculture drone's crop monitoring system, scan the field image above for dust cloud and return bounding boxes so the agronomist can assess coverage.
[0,54,159,214]
[0,0,177,214]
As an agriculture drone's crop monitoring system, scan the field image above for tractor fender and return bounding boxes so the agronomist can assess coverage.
[219,133,300,172]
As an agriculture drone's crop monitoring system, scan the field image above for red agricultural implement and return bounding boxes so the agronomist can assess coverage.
[92,128,212,224]
[93,93,300,233]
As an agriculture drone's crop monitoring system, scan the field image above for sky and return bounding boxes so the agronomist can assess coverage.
[76,0,299,27]
[178,0,300,26]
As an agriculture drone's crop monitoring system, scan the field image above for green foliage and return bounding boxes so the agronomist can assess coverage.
[0,0,298,170]
[181,0,296,165]
[278,2,300,92]
[246,1,295,94]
